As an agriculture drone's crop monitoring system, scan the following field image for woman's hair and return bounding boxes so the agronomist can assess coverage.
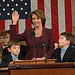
[29,9,46,26]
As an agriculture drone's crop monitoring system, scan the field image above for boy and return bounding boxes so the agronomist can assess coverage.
[51,32,75,62]
[0,30,10,64]
[1,40,25,68]
[0,30,10,56]
[54,41,58,50]
[0,30,27,59]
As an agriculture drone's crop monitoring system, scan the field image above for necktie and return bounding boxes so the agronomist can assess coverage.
[61,48,65,61]
[13,56,18,61]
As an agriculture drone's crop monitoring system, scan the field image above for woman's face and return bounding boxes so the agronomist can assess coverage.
[32,14,42,27]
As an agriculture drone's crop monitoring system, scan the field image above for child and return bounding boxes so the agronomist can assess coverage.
[0,30,10,64]
[1,40,25,68]
[54,41,58,50]
[0,30,10,56]
[0,30,27,59]
[51,32,75,62]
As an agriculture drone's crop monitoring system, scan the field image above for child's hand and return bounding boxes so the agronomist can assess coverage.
[9,62,13,64]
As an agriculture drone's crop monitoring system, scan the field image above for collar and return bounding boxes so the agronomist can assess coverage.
[2,45,8,49]
[61,46,69,52]
[11,54,18,58]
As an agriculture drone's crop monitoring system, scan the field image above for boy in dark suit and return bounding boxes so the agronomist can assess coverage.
[0,30,27,60]
[1,40,25,68]
[0,30,10,64]
[51,32,75,62]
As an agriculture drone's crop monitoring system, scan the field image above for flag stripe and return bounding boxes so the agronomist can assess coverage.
[19,19,25,34]
[44,0,52,28]
[0,20,5,31]
[31,0,38,28]
[38,0,45,27]
[58,0,66,36]
[16,21,19,34]
[31,0,38,12]
[5,20,11,30]
[65,0,72,32]
[38,0,45,13]
[51,0,59,42]
[25,19,32,29]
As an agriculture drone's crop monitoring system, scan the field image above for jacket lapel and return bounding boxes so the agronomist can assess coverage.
[62,46,71,61]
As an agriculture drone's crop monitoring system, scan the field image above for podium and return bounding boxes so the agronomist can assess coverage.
[8,59,75,75]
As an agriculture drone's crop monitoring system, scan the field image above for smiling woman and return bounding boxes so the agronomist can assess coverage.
[10,9,54,60]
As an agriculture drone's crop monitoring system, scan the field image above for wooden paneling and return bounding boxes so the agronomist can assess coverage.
[71,0,75,29]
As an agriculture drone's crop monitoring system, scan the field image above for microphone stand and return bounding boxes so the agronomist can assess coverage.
[42,41,47,63]
[31,31,37,63]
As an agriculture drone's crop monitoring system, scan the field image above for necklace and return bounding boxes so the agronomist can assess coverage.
[35,29,42,35]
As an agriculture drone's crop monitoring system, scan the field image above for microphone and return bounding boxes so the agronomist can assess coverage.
[41,41,47,63]
[31,31,35,37]
[31,31,37,63]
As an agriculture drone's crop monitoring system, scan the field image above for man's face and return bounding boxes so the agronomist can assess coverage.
[0,36,7,46]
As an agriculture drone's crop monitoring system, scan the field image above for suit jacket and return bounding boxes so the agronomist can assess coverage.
[10,25,54,59]
[1,54,25,68]
[2,47,10,56]
[19,45,28,58]
[51,46,75,62]
[0,46,10,59]
[0,46,3,58]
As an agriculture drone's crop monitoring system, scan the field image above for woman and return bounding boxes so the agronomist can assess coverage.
[10,9,54,60]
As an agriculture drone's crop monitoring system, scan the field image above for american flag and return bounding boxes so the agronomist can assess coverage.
[0,0,72,42]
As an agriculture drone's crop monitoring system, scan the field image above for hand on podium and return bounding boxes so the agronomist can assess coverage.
[32,57,45,60]
[10,62,14,64]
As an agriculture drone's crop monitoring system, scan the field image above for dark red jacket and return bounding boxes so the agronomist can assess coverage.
[10,25,54,60]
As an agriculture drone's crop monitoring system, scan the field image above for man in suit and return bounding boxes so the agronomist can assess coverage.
[1,40,25,68]
[51,32,75,62]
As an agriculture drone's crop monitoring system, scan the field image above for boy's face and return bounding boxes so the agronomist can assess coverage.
[8,45,20,56]
[0,36,7,46]
[59,35,69,47]
[54,43,58,50]
[0,34,10,46]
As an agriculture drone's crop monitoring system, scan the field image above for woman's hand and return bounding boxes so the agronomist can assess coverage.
[12,10,19,25]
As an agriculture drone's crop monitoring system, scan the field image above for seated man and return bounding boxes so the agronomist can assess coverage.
[51,32,75,62]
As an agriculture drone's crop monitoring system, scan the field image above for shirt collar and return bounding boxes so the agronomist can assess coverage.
[2,45,8,49]
[11,54,18,58]
[61,46,69,52]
